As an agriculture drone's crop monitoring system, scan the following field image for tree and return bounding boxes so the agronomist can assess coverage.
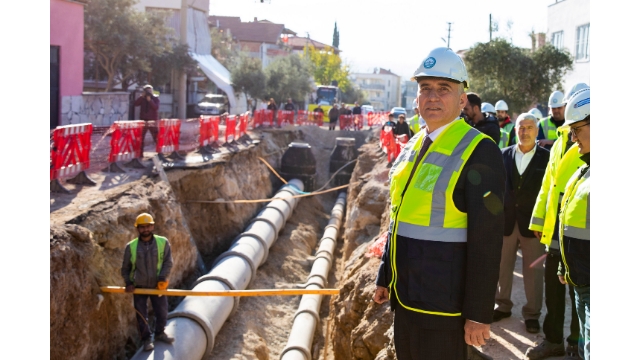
[84,0,178,91]
[145,43,197,88]
[332,22,340,49]
[211,27,241,70]
[464,38,573,113]
[304,45,349,88]
[231,56,266,108]
[264,54,313,104]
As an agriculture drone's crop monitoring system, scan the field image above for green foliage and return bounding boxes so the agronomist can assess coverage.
[464,38,573,113]
[304,45,349,90]
[145,43,197,88]
[264,54,313,104]
[84,0,180,91]
[332,22,340,49]
[231,56,266,104]
[342,81,367,104]
[211,28,241,70]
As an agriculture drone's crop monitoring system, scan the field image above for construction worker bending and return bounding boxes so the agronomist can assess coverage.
[557,88,590,360]
[525,91,586,360]
[121,213,175,351]
[373,47,505,360]
[493,113,549,334]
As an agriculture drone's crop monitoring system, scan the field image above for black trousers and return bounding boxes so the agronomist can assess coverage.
[543,251,580,345]
[329,120,337,130]
[139,121,158,154]
[394,305,467,360]
[133,293,168,340]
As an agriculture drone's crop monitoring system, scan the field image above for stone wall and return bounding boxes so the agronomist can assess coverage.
[61,92,130,127]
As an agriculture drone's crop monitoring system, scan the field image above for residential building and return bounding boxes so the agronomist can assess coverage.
[352,68,402,111]
[547,0,590,91]
[287,36,338,55]
[402,81,418,114]
[50,0,87,129]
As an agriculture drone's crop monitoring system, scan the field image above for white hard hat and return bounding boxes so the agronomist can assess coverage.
[516,112,539,127]
[528,108,543,120]
[495,100,508,111]
[481,102,496,114]
[411,47,469,90]
[562,83,589,104]
[548,91,564,108]
[564,88,590,125]
[412,99,418,109]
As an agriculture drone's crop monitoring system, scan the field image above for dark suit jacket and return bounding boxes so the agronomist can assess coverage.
[377,138,506,327]
[502,144,550,238]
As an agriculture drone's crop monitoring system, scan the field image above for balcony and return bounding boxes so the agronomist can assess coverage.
[358,83,385,90]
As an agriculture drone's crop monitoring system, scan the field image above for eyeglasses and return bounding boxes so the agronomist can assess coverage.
[569,122,590,138]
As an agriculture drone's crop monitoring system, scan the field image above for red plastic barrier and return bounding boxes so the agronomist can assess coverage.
[50,123,93,180]
[156,119,181,154]
[225,115,237,143]
[108,121,144,163]
[199,116,220,148]
[368,112,383,127]
[381,126,397,163]
[296,110,323,126]
[339,115,355,130]
[253,109,274,128]
[396,134,409,155]
[277,110,295,127]
[353,115,364,130]
[366,232,388,258]
[238,113,249,137]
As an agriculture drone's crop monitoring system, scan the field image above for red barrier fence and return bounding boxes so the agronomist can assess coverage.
[277,110,295,127]
[225,115,236,143]
[253,109,274,128]
[297,110,323,126]
[367,112,385,127]
[50,123,96,192]
[381,125,397,163]
[108,121,144,163]
[199,116,220,148]
[238,113,249,138]
[157,119,182,159]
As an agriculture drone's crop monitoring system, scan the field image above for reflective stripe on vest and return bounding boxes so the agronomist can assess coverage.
[559,165,590,286]
[540,117,559,140]
[388,119,488,316]
[498,129,510,149]
[128,235,167,283]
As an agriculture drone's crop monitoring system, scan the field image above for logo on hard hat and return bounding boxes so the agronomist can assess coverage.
[575,98,590,108]
[423,57,437,69]
[553,99,558,104]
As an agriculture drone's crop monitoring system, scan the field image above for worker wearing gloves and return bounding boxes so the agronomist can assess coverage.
[525,90,586,360]
[121,213,174,351]
[557,88,590,360]
[373,47,504,360]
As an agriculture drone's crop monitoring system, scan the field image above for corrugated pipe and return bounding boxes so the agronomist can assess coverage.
[131,179,305,360]
[280,192,347,360]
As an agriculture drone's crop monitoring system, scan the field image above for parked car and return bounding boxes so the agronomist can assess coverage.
[390,107,407,119]
[195,94,228,116]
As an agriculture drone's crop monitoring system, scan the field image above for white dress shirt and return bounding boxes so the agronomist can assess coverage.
[425,118,458,141]
[515,144,536,175]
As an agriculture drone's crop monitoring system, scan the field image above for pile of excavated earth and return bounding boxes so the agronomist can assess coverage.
[50,125,571,360]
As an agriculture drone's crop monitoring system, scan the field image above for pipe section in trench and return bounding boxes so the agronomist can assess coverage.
[131,179,305,360]
[280,192,347,360]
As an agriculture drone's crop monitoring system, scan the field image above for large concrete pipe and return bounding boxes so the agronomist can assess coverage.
[280,192,347,360]
[131,179,305,360]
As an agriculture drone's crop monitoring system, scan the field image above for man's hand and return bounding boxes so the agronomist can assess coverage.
[464,319,491,346]
[558,275,567,284]
[373,286,389,304]
[125,284,135,293]
[533,231,541,239]
[538,139,555,147]
[157,281,169,291]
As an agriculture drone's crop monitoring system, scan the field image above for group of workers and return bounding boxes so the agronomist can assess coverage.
[373,47,590,360]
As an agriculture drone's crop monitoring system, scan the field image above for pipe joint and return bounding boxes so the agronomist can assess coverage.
[280,346,311,360]
[193,276,240,313]
[233,232,270,265]
[213,250,257,282]
[167,310,216,355]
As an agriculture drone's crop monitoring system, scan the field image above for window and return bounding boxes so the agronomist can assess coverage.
[551,31,564,49]
[575,24,590,61]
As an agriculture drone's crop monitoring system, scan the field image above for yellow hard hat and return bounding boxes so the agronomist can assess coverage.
[135,213,155,227]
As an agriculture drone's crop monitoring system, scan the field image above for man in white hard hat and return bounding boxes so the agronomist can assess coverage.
[557,88,590,360]
[537,91,566,150]
[495,100,515,147]
[493,113,549,335]
[373,47,505,360]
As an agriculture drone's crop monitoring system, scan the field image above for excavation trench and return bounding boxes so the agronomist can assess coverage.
[50,126,370,360]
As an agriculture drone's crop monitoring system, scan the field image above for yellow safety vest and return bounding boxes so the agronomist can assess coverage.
[389,118,489,316]
[498,128,510,149]
[559,164,590,286]
[128,235,167,283]
[408,115,421,135]
[529,128,584,249]
[539,116,559,140]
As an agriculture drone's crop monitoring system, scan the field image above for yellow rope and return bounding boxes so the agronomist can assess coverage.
[185,184,349,204]
[257,156,288,184]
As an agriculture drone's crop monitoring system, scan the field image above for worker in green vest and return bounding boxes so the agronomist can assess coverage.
[121,213,175,351]
[495,100,515,146]
[537,90,565,150]
[525,93,586,359]
[408,99,422,135]
[373,47,504,360]
[557,88,590,360]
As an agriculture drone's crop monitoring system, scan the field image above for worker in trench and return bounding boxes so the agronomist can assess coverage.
[121,213,175,351]
[373,47,505,360]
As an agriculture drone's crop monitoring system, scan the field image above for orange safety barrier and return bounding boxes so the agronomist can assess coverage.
[253,109,275,128]
[104,121,145,172]
[238,113,249,138]
[296,110,323,126]
[224,115,236,143]
[156,119,184,161]
[381,125,397,163]
[353,115,364,130]
[395,134,409,155]
[368,112,384,127]
[339,115,356,131]
[198,115,220,154]
[277,110,295,127]
[50,123,96,192]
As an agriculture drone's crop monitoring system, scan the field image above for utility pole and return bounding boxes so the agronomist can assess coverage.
[446,22,452,49]
[178,0,188,119]
[489,14,492,42]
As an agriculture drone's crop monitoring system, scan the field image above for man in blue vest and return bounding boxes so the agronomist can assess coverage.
[373,47,505,360]
[121,213,174,351]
